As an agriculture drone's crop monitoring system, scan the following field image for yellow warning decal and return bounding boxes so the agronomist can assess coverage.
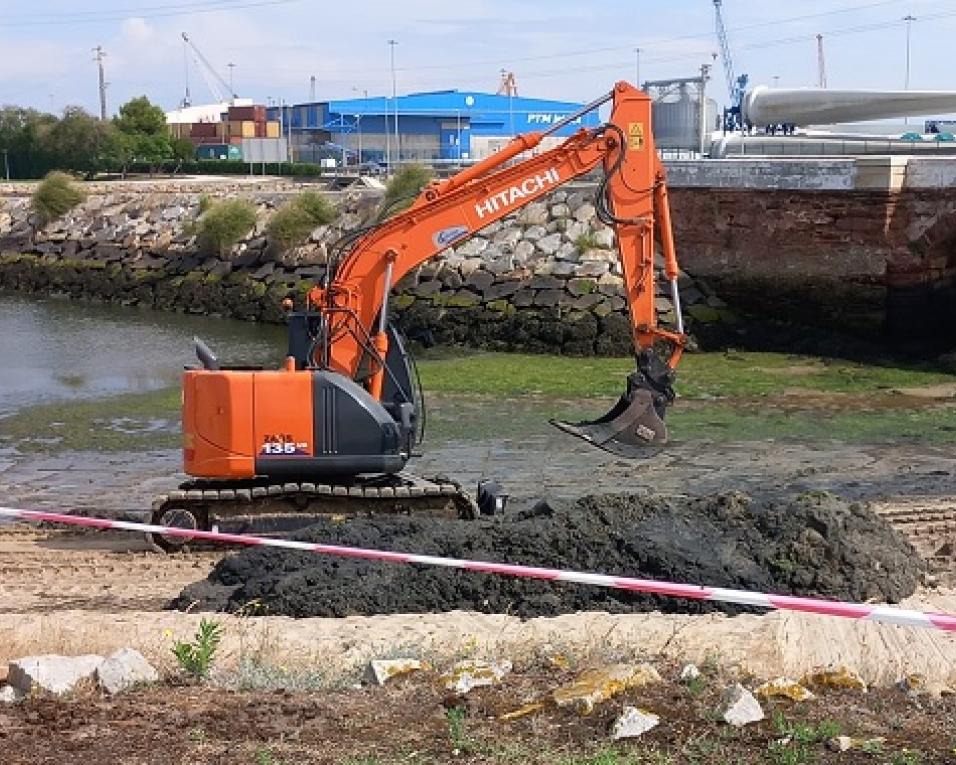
[628,122,645,151]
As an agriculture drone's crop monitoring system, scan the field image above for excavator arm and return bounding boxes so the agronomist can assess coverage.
[308,81,686,455]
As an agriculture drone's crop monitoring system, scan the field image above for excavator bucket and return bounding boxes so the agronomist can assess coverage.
[551,350,676,458]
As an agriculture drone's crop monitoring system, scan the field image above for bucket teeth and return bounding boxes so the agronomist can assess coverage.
[552,350,674,458]
[551,388,667,458]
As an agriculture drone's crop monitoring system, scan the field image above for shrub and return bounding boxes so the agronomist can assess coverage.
[31,171,87,226]
[266,190,337,251]
[377,164,433,220]
[196,198,257,256]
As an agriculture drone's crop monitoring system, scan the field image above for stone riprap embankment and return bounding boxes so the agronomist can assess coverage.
[0,180,731,356]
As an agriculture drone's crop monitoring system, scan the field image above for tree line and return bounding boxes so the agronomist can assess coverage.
[0,96,194,179]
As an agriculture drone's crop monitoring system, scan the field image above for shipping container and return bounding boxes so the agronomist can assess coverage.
[254,122,266,138]
[228,136,244,146]
[190,122,219,138]
[265,121,280,138]
[227,105,267,122]
[241,120,256,138]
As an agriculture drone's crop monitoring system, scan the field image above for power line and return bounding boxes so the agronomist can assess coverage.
[0,0,302,26]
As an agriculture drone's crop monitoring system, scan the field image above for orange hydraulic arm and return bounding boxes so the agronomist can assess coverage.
[308,81,686,400]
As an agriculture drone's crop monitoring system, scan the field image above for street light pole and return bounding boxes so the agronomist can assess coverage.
[634,47,641,88]
[904,15,916,90]
[227,62,236,98]
[388,39,398,171]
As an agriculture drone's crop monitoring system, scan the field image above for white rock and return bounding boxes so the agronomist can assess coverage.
[365,658,426,686]
[8,654,105,696]
[0,685,25,703]
[679,663,701,681]
[612,706,660,740]
[592,227,615,248]
[574,203,597,222]
[441,659,512,695]
[720,683,764,727]
[95,648,159,695]
[456,237,489,257]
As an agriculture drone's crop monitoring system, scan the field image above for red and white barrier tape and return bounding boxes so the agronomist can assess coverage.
[2,505,955,632]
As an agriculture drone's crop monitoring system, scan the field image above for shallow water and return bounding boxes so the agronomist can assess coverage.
[0,292,285,416]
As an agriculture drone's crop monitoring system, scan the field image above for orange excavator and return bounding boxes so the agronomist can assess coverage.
[150,82,687,550]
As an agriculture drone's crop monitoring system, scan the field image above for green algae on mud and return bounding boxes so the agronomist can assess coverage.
[0,387,180,453]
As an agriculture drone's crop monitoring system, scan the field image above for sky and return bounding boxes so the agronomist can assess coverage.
[0,0,953,116]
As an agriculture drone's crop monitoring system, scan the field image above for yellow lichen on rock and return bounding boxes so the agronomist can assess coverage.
[498,701,547,722]
[755,677,816,702]
[552,663,662,715]
[802,666,867,693]
[440,659,512,695]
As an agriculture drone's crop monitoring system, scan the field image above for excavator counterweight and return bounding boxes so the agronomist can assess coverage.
[150,81,687,550]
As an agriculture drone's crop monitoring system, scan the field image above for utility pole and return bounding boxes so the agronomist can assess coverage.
[634,47,641,89]
[816,34,827,89]
[92,46,107,120]
[388,39,398,171]
[227,63,236,98]
[310,75,316,101]
[904,15,916,90]
[904,14,916,124]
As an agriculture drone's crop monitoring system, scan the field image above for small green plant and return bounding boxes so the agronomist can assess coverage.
[445,705,477,755]
[195,198,256,256]
[253,748,285,765]
[574,232,599,253]
[266,190,338,251]
[172,618,223,679]
[891,750,924,765]
[685,673,706,696]
[198,193,214,214]
[377,163,433,220]
[31,171,87,226]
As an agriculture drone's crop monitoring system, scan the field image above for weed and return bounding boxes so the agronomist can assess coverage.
[266,190,338,251]
[195,198,257,256]
[685,674,707,696]
[574,232,599,252]
[188,726,208,745]
[198,193,214,214]
[172,618,222,680]
[445,705,478,755]
[891,750,924,765]
[31,171,86,226]
[558,748,641,765]
[253,748,283,765]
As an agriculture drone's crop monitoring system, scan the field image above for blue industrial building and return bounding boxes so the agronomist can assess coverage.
[267,90,601,165]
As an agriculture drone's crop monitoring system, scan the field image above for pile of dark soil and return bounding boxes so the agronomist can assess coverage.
[172,492,924,618]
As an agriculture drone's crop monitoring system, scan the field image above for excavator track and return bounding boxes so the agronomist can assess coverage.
[149,472,478,553]
[873,498,956,585]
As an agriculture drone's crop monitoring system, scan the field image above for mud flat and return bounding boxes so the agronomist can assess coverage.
[174,491,922,619]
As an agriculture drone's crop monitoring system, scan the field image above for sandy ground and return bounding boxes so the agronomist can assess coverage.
[2,527,955,689]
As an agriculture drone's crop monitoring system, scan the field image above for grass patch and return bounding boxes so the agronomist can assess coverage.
[266,190,338,251]
[31,171,86,226]
[195,198,257,256]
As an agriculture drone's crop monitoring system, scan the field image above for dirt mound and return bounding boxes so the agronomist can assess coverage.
[173,492,923,618]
